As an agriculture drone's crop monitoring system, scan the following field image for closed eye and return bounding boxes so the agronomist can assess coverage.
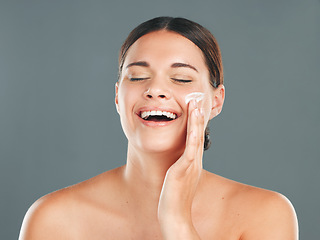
[129,77,149,81]
[171,78,192,83]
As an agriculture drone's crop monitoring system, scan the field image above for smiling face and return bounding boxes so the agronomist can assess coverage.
[116,30,223,154]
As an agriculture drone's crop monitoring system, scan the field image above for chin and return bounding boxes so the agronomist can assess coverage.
[134,131,186,155]
[144,140,185,154]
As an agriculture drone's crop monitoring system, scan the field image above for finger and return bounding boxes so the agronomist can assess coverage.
[196,100,205,168]
[173,99,202,171]
[196,105,205,168]
[198,99,205,147]
[186,98,197,136]
[184,101,200,162]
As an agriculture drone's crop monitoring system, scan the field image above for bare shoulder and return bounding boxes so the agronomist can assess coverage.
[238,186,299,240]
[19,187,74,239]
[19,167,124,240]
[203,171,299,240]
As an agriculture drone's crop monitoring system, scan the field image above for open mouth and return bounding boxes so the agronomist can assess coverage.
[139,110,177,122]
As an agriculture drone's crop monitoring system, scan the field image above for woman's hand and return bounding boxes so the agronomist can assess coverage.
[158,99,205,239]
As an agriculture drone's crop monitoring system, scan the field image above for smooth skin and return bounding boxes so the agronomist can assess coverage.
[19,31,298,240]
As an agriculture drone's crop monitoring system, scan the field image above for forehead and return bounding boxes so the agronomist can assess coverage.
[124,30,207,71]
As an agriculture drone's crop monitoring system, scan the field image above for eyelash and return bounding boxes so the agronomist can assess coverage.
[129,77,192,83]
[171,78,192,83]
[129,77,149,81]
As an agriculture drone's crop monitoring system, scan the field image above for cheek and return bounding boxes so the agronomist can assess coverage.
[117,86,136,140]
[203,98,212,124]
[117,85,134,116]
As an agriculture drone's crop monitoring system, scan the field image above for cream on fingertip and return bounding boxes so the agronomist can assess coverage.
[185,92,205,104]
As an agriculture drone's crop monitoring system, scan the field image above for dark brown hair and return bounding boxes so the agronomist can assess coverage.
[118,17,224,150]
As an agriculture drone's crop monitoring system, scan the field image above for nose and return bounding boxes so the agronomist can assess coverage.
[143,82,171,100]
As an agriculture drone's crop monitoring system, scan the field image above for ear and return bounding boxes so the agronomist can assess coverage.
[115,82,120,114]
[209,84,225,120]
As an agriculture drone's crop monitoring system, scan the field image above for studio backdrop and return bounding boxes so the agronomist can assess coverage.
[0,0,319,239]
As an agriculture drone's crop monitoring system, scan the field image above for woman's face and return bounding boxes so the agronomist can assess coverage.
[116,30,222,153]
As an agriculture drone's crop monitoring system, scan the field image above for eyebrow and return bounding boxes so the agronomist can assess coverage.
[171,62,198,72]
[125,61,198,72]
[126,61,149,68]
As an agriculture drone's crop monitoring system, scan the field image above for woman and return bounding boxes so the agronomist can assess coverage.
[19,17,298,239]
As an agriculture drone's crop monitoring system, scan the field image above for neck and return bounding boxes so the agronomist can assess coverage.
[122,143,184,207]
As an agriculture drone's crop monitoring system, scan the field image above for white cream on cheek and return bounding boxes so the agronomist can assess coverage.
[185,92,205,104]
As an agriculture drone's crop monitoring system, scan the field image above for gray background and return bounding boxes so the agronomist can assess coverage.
[1,0,319,239]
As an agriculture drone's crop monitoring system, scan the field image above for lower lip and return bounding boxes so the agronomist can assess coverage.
[137,115,178,127]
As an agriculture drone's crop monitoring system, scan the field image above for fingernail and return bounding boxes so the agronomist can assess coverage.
[200,108,204,116]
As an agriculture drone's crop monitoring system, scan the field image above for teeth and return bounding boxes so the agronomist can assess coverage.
[140,110,177,120]
[141,111,148,119]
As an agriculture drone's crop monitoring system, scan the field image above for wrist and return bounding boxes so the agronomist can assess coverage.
[159,216,200,240]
